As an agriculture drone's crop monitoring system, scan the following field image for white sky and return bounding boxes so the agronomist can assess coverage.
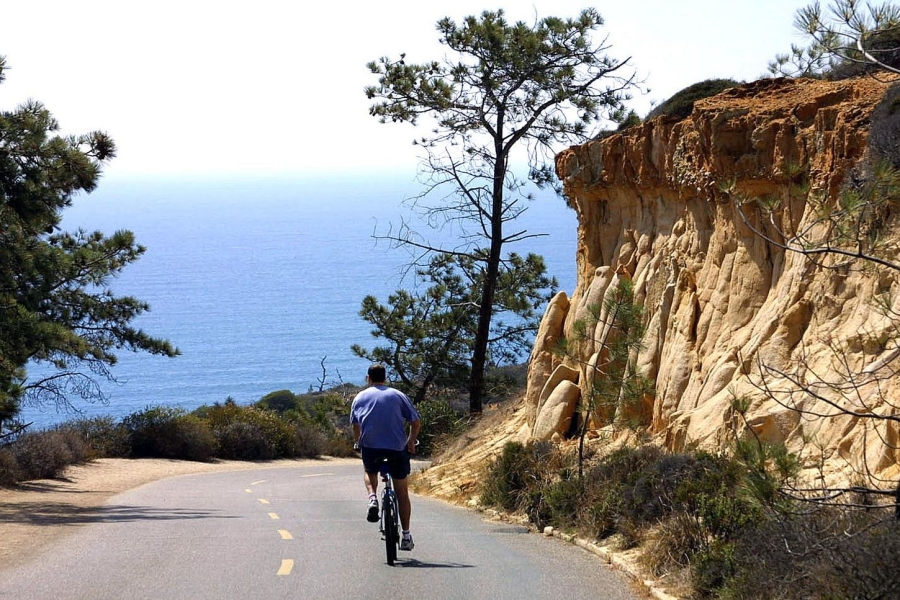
[1,1,812,179]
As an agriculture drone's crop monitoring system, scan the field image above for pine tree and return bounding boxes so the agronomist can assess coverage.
[0,56,178,437]
[365,9,639,412]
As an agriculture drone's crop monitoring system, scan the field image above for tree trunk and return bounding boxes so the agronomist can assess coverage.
[468,147,506,413]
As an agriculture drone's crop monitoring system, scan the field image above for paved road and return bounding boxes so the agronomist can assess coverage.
[0,462,642,599]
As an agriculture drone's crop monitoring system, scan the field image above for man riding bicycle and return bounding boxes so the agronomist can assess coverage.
[351,364,421,551]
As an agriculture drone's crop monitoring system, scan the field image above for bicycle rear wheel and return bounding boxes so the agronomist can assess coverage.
[383,491,398,565]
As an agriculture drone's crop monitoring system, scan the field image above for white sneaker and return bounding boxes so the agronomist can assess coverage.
[400,534,414,551]
[366,498,379,523]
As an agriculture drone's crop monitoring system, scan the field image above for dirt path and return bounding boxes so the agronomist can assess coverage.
[0,457,356,570]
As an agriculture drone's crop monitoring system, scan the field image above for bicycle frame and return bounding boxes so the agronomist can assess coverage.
[378,462,401,565]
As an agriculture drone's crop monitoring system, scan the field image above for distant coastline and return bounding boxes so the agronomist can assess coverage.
[23,175,577,427]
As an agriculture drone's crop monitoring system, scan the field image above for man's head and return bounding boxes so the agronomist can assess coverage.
[367,364,387,384]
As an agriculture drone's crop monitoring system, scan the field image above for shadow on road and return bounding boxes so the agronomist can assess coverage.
[0,501,236,526]
[395,558,474,569]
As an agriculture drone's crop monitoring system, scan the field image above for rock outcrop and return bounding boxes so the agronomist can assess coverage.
[526,76,900,484]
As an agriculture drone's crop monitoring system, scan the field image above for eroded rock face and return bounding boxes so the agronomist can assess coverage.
[531,75,900,483]
[524,292,570,427]
[533,379,581,441]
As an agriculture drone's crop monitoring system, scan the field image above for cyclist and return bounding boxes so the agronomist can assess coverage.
[350,363,421,551]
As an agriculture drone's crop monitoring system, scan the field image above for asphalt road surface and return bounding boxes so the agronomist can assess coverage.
[0,462,643,599]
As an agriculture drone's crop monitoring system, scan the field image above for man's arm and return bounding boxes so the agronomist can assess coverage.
[406,419,421,454]
[352,423,361,447]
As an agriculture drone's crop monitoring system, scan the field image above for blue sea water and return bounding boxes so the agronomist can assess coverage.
[20,173,577,428]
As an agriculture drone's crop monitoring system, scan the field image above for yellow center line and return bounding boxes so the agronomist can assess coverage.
[298,473,333,478]
[259,498,270,505]
[251,480,267,486]
[278,529,293,540]
[269,512,280,520]
[277,559,294,576]
[244,489,252,493]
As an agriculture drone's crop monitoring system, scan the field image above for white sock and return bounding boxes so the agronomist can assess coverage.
[402,530,411,537]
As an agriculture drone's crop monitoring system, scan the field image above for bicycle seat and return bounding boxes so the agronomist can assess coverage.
[375,457,392,476]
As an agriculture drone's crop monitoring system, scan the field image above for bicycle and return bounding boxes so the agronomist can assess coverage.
[375,457,401,565]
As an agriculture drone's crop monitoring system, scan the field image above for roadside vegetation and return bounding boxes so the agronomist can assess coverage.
[479,440,900,599]
[0,381,475,487]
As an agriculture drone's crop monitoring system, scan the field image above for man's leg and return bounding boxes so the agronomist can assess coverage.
[394,477,411,531]
[364,470,379,496]
[394,477,415,550]
[364,469,380,522]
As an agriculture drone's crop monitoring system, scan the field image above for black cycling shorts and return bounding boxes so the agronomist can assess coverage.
[360,447,411,480]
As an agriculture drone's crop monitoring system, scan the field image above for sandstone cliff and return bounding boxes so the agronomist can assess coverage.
[534,76,900,485]
[416,75,900,501]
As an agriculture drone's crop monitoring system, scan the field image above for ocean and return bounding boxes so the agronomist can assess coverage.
[20,173,577,428]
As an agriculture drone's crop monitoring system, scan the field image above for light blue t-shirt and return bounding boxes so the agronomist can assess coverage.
[350,385,420,451]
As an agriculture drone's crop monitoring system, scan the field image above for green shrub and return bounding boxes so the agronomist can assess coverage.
[480,441,546,512]
[290,422,332,458]
[415,398,468,456]
[528,475,584,530]
[122,406,217,461]
[202,402,323,460]
[306,391,351,427]
[204,404,288,458]
[215,421,277,460]
[123,406,184,457]
[172,415,218,461]
[646,78,740,121]
[617,109,642,131]
[319,433,356,457]
[257,389,298,413]
[693,540,738,596]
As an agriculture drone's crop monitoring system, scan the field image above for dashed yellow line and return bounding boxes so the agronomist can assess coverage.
[259,498,270,505]
[245,488,252,493]
[277,559,294,576]
[269,512,280,520]
[278,529,293,540]
[251,480,267,486]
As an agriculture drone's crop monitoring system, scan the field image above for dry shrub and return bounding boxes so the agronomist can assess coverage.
[642,513,707,577]
[720,506,900,599]
[9,429,88,480]
[58,416,129,458]
[0,449,18,486]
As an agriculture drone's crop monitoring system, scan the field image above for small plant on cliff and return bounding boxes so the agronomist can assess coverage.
[645,78,740,121]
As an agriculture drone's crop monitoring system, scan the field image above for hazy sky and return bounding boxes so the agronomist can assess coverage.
[1,1,812,179]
